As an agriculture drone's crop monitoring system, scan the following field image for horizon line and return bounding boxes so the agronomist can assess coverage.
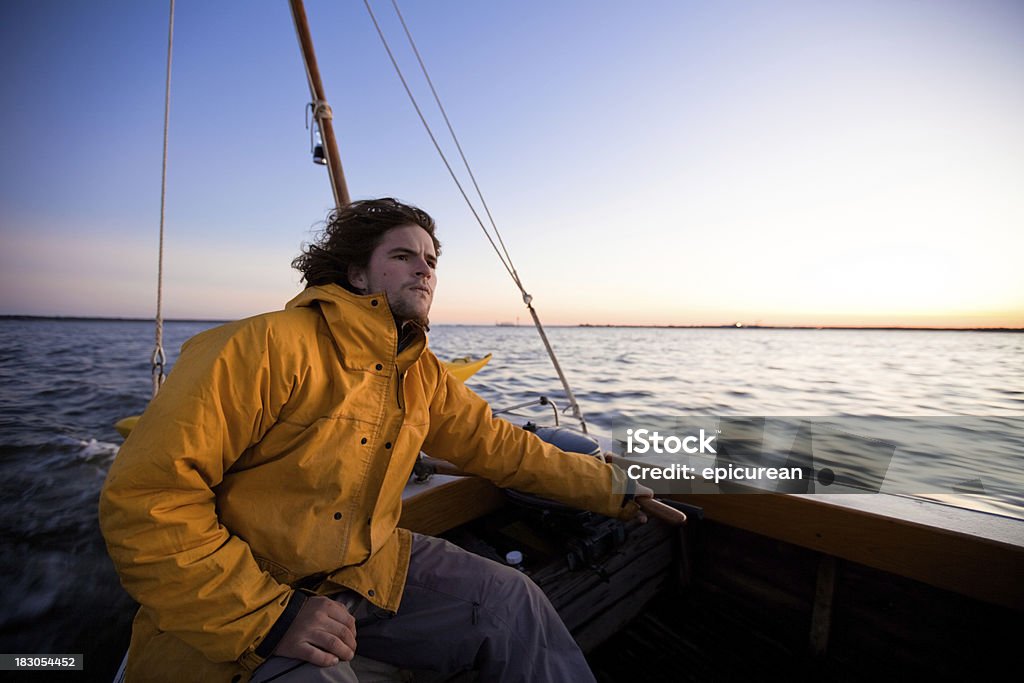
[1,314,1021,333]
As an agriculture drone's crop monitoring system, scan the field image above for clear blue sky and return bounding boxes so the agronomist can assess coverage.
[2,0,1022,326]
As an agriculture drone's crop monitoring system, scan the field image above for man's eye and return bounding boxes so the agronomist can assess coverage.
[396,254,408,261]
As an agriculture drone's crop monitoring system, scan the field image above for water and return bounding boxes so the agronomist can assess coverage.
[0,318,1022,681]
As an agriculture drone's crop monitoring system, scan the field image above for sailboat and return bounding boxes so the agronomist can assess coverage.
[109,1,1023,681]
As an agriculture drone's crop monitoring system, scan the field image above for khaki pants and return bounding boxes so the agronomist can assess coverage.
[251,533,595,683]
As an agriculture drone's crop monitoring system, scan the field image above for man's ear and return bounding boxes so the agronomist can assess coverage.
[348,264,367,293]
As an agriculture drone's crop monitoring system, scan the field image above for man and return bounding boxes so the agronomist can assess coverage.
[100,198,650,682]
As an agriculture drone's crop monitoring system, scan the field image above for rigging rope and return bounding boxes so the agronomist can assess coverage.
[387,0,521,284]
[363,0,589,432]
[152,0,175,397]
[361,0,517,285]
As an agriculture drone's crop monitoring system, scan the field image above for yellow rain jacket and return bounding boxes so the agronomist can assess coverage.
[100,284,638,682]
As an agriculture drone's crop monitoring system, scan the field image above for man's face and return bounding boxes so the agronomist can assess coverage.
[349,224,437,326]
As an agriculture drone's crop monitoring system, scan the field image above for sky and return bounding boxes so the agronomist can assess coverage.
[1,0,1022,327]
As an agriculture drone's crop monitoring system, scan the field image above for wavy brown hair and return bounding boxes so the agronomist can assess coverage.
[292,198,441,291]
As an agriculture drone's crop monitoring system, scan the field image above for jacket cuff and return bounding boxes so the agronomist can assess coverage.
[254,590,309,659]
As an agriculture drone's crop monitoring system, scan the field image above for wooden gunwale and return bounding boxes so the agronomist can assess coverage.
[399,477,1024,609]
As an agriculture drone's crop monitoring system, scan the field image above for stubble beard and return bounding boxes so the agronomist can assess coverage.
[390,293,431,329]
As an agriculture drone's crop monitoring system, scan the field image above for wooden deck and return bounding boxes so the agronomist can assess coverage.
[588,519,1021,682]
[400,475,1024,609]
[400,475,1024,681]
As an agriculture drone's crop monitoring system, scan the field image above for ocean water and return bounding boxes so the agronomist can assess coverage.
[0,318,1022,681]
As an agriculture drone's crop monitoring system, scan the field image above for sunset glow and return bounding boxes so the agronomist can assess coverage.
[1,1,1021,328]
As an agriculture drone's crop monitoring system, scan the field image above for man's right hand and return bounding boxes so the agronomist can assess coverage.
[273,595,358,667]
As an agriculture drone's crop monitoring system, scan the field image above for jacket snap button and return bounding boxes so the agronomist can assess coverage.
[360,437,367,445]
[375,363,383,371]
[371,299,379,306]
[385,442,392,449]
[368,589,375,597]
[334,512,342,520]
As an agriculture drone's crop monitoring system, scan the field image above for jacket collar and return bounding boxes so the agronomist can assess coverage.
[286,284,426,371]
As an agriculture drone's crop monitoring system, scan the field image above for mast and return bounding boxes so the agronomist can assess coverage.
[288,0,350,207]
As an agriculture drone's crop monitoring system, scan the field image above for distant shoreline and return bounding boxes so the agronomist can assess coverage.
[1,314,1020,332]
[575,323,1024,332]
[0,315,231,324]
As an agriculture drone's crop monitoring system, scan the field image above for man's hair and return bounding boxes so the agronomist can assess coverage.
[292,197,441,291]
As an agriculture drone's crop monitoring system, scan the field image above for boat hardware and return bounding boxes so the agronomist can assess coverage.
[493,396,560,425]
[305,103,327,166]
[288,0,349,207]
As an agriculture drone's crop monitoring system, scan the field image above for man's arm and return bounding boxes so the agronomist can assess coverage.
[421,362,642,520]
[99,321,298,669]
